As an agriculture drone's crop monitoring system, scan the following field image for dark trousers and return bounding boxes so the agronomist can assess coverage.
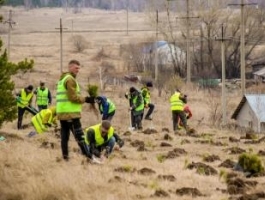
[172,110,187,131]
[144,103,155,118]
[60,118,90,159]
[38,105,48,112]
[102,111,115,121]
[17,106,38,129]
[132,112,143,129]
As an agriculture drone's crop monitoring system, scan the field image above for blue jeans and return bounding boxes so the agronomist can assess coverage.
[87,136,116,157]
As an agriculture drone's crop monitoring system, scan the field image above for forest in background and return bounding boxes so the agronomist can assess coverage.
[4,0,265,11]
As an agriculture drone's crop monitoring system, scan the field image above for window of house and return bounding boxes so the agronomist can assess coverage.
[248,121,253,128]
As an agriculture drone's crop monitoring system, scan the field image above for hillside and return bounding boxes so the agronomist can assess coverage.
[0,7,265,200]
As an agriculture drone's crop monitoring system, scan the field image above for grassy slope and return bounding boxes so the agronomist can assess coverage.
[0,7,265,200]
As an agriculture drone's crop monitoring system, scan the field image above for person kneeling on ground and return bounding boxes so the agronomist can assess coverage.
[84,120,124,161]
[28,106,57,137]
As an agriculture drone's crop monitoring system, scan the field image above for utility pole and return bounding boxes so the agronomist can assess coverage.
[186,0,191,83]
[55,18,68,73]
[126,0,129,36]
[154,10,159,81]
[99,62,103,90]
[176,0,198,83]
[216,24,230,125]
[228,0,258,96]
[3,10,16,59]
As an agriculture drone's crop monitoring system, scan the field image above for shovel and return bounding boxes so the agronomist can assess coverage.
[26,105,39,115]
[149,116,154,129]
[128,110,135,131]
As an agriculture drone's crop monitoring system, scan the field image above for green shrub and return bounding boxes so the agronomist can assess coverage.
[238,153,264,174]
[87,84,98,97]
[156,154,166,163]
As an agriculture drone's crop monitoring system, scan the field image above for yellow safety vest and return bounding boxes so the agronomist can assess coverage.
[99,99,116,114]
[141,87,151,104]
[36,87,49,106]
[31,109,54,134]
[17,89,33,108]
[56,74,82,114]
[132,94,144,111]
[170,92,184,111]
[85,124,114,147]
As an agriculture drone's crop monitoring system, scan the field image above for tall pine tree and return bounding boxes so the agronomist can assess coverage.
[0,3,34,128]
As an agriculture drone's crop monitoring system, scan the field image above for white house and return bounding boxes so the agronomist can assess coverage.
[231,94,265,133]
[142,40,185,67]
[253,67,265,83]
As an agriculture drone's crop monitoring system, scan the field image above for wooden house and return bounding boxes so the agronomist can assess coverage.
[231,94,265,133]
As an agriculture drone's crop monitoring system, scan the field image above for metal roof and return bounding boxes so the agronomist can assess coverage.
[253,67,265,76]
[142,41,168,53]
[231,94,265,122]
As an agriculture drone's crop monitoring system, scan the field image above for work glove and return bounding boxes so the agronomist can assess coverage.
[129,106,135,111]
[85,96,95,104]
[125,93,129,99]
[15,96,21,103]
[104,146,111,158]
[117,139,125,148]
[183,95,188,103]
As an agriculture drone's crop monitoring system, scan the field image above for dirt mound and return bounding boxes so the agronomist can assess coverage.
[157,174,176,182]
[114,166,136,173]
[130,140,144,147]
[160,142,172,147]
[203,154,220,162]
[137,167,156,175]
[219,159,236,168]
[163,133,173,141]
[225,147,246,154]
[143,128,158,134]
[152,189,169,197]
[226,177,258,195]
[187,162,218,175]
[229,136,240,142]
[237,191,265,200]
[176,187,203,197]
[166,148,187,159]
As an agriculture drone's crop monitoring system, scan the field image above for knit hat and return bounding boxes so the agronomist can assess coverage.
[129,87,137,93]
[27,85,33,91]
[146,81,153,87]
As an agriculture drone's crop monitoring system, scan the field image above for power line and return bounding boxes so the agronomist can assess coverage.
[55,18,68,73]
[228,0,258,96]
[3,10,16,59]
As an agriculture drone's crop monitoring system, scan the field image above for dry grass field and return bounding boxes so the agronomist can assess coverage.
[0,6,265,200]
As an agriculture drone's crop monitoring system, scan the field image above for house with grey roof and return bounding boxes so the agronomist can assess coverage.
[231,94,265,133]
[142,40,185,67]
[253,67,265,83]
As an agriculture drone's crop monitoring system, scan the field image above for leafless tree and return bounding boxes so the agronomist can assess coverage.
[146,0,265,81]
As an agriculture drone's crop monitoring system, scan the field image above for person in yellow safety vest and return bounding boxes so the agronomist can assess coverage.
[34,81,52,112]
[84,120,124,160]
[56,59,95,161]
[141,81,155,120]
[16,85,35,130]
[169,89,188,132]
[95,96,116,121]
[125,87,144,130]
[27,106,57,137]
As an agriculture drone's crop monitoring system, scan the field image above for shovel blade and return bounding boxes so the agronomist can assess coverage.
[128,127,135,131]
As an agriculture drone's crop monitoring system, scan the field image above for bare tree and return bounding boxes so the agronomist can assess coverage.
[146,0,265,81]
